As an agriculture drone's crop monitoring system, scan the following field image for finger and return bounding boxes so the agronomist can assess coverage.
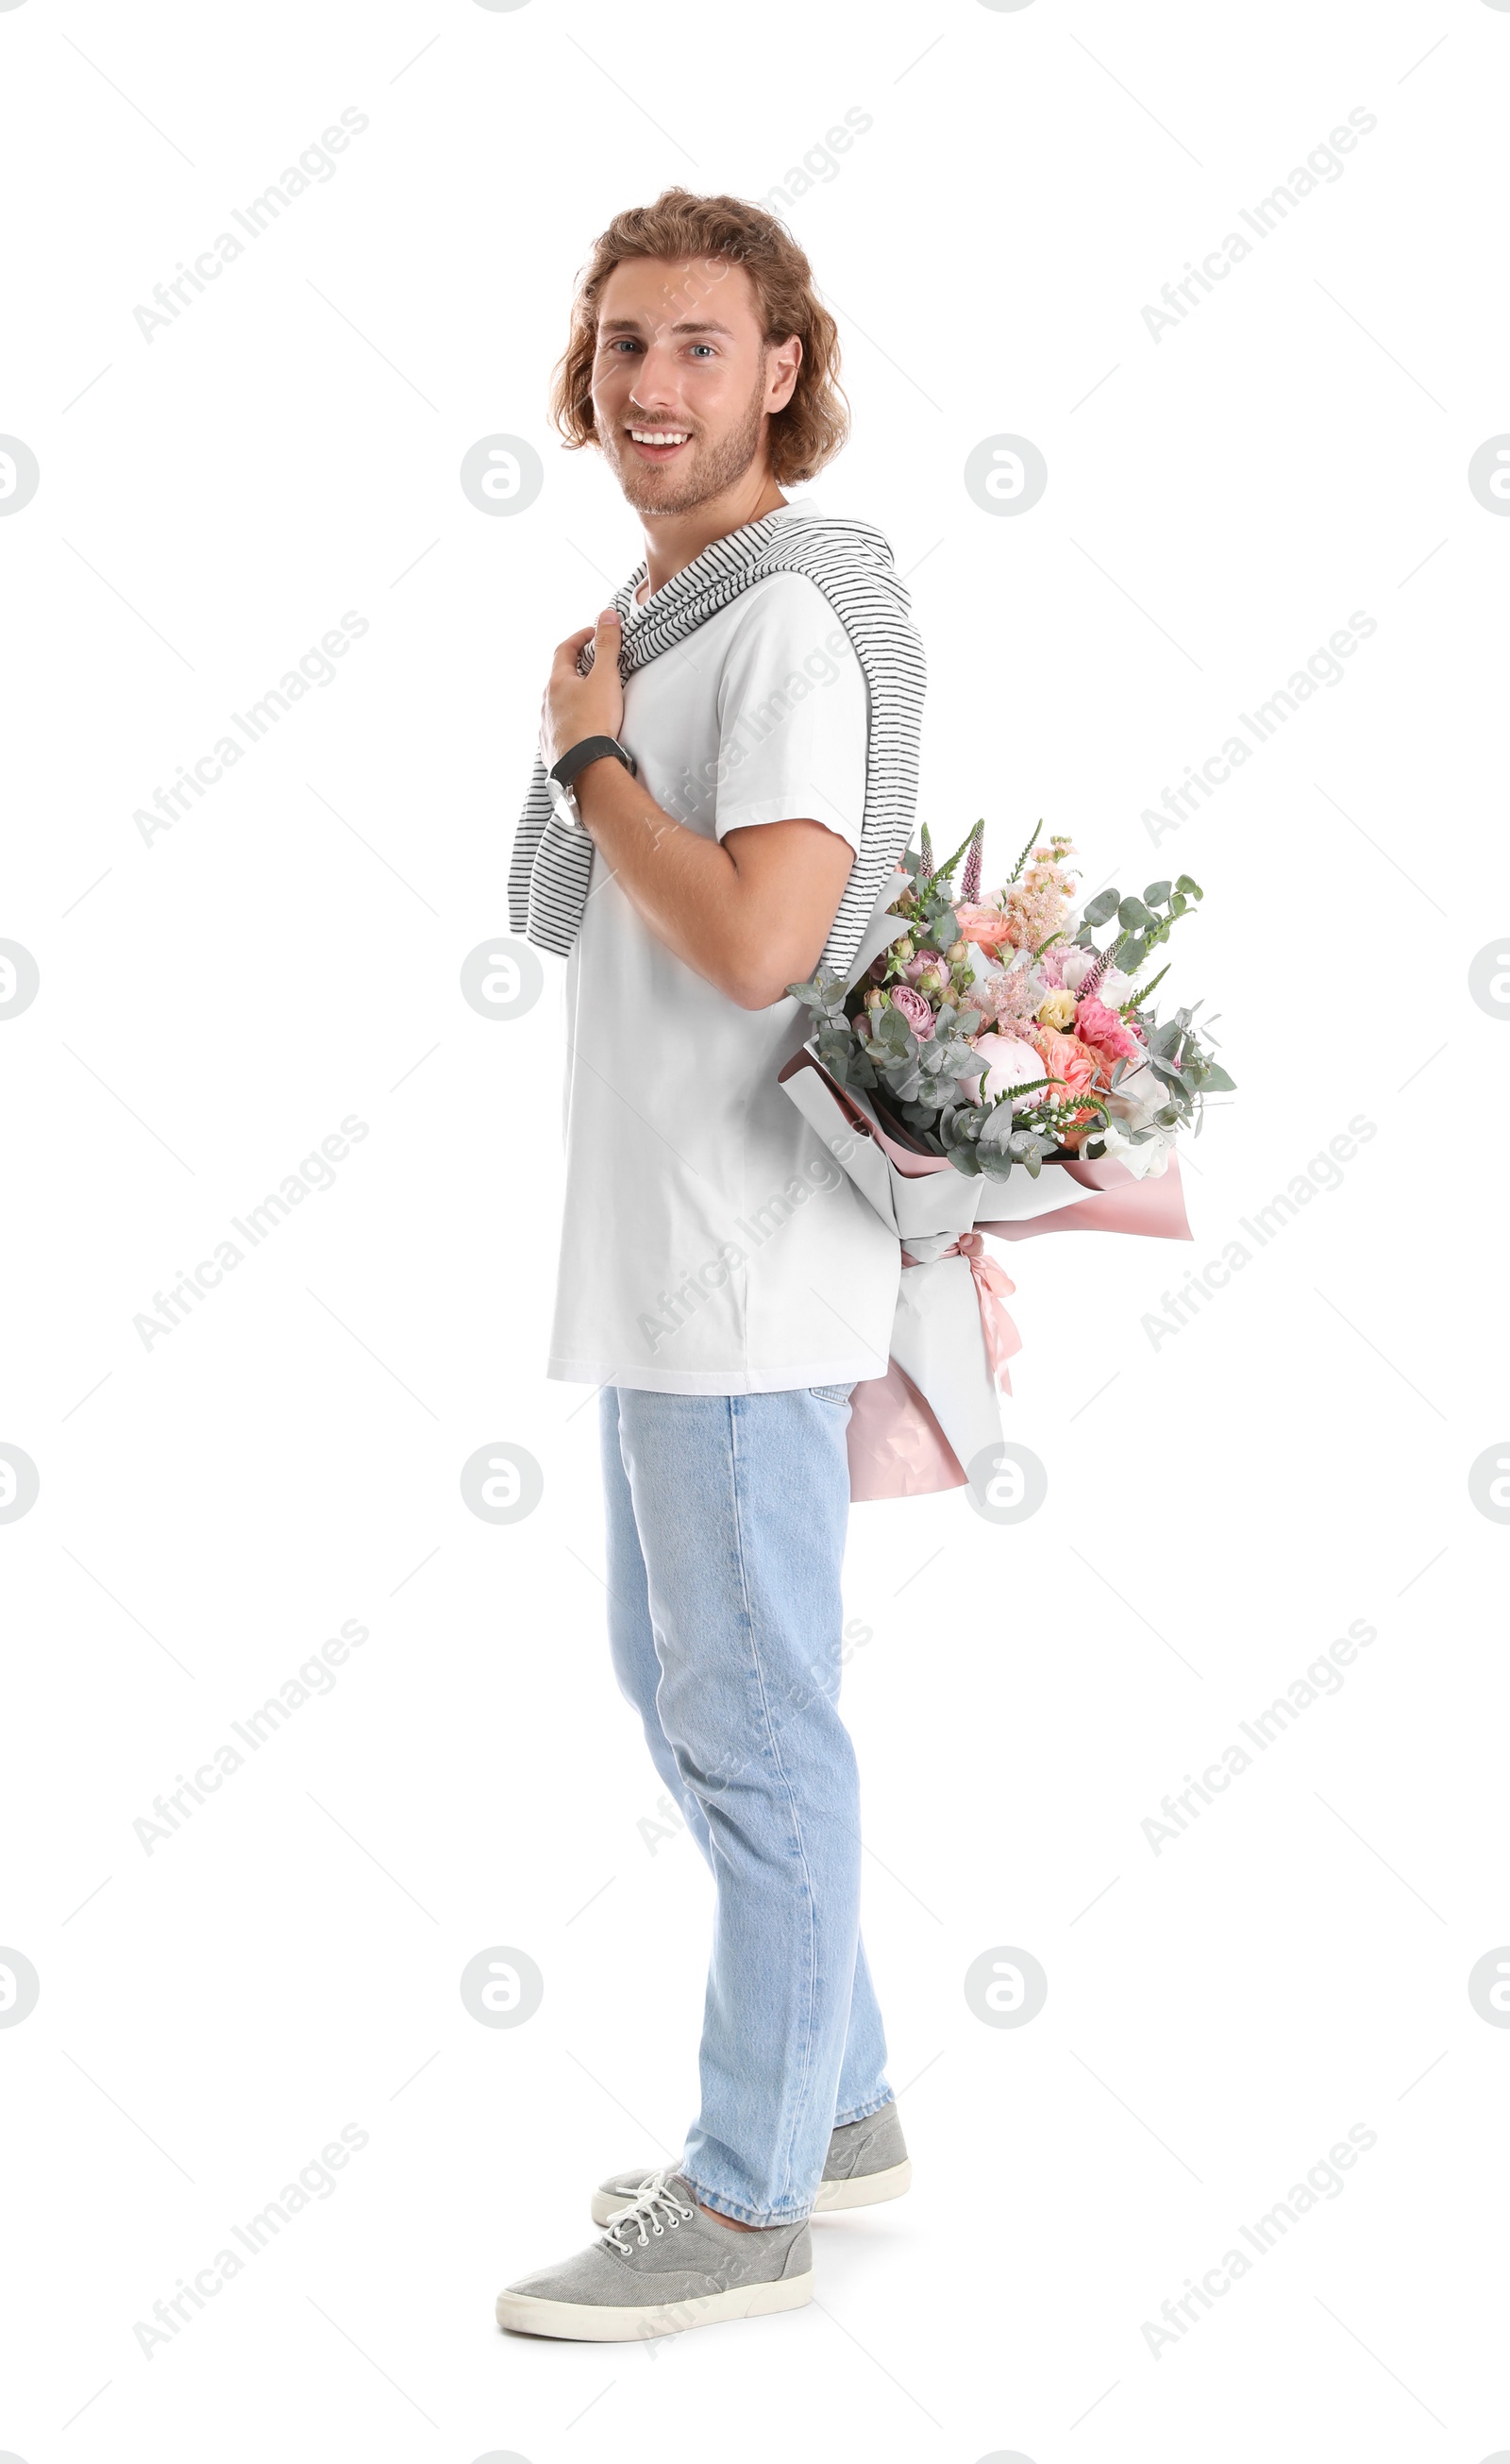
[550,632,595,680]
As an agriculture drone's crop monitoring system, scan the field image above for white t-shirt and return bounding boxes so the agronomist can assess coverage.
[548,512,901,1393]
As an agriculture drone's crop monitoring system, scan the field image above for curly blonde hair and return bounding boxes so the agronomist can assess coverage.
[549,189,848,486]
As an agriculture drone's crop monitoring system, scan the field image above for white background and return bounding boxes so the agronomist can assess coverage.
[3,1,1508,2458]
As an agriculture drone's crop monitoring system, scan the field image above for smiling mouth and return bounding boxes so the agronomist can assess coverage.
[626,427,691,459]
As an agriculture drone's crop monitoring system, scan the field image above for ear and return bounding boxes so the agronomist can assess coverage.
[765,333,803,415]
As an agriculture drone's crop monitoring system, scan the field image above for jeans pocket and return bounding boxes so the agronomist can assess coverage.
[809,1382,856,1406]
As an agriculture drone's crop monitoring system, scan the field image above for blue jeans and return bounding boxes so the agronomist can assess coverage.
[599,1384,894,2224]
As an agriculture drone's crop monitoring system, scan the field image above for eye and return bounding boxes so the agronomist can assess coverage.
[688,343,715,359]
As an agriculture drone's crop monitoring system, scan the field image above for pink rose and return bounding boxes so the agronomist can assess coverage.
[886,985,936,1039]
[1030,1028,1109,1148]
[1074,995,1140,1063]
[952,903,1018,955]
[1030,1027,1104,1099]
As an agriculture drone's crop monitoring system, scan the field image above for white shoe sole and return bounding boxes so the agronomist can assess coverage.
[589,2157,910,2228]
[814,2155,912,2211]
[495,2269,814,2341]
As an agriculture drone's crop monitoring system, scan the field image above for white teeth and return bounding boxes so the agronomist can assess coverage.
[629,429,687,445]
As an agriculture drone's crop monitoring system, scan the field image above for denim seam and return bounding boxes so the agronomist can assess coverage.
[604,1389,666,1653]
[722,1395,820,2220]
[608,1391,712,1855]
[680,2170,811,2228]
[831,2089,895,2130]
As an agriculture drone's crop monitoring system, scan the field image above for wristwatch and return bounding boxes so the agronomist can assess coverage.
[547,734,637,830]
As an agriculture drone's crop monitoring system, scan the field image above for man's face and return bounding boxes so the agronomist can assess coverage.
[590,257,799,515]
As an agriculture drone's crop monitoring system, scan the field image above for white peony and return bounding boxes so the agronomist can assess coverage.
[1097,1119,1174,1177]
[957,1032,1047,1111]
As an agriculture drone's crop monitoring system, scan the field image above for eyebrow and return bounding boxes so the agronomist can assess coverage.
[597,318,734,338]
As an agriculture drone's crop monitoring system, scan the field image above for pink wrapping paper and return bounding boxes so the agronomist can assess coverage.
[979,1151,1193,1244]
[847,1359,967,1501]
[777,1050,1195,1499]
[783,1056,1190,1236]
[845,1082,1194,1243]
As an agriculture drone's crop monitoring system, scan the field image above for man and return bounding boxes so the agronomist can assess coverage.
[498,190,925,2342]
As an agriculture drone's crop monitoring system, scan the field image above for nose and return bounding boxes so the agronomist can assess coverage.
[628,333,683,413]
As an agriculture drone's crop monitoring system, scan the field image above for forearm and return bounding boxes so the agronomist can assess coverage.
[542,605,855,1005]
[574,757,830,1008]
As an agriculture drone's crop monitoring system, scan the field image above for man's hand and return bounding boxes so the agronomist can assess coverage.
[540,607,626,771]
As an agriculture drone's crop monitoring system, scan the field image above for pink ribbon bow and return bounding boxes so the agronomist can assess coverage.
[899,1230,1023,1394]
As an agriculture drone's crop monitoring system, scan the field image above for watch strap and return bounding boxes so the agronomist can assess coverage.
[549,734,637,790]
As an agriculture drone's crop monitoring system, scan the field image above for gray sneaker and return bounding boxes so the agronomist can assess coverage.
[589,2101,910,2227]
[496,2171,814,2342]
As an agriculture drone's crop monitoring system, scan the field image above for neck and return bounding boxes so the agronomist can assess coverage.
[638,467,788,598]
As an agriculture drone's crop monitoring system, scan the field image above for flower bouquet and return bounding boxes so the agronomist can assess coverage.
[777,822,1222,1501]
[788,821,1233,1185]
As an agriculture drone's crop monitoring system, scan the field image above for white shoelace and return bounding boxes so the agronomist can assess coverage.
[601,2169,696,2254]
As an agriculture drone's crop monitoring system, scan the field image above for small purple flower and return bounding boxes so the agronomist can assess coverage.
[961,818,984,904]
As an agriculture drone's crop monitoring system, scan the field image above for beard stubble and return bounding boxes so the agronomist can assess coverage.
[600,370,771,515]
